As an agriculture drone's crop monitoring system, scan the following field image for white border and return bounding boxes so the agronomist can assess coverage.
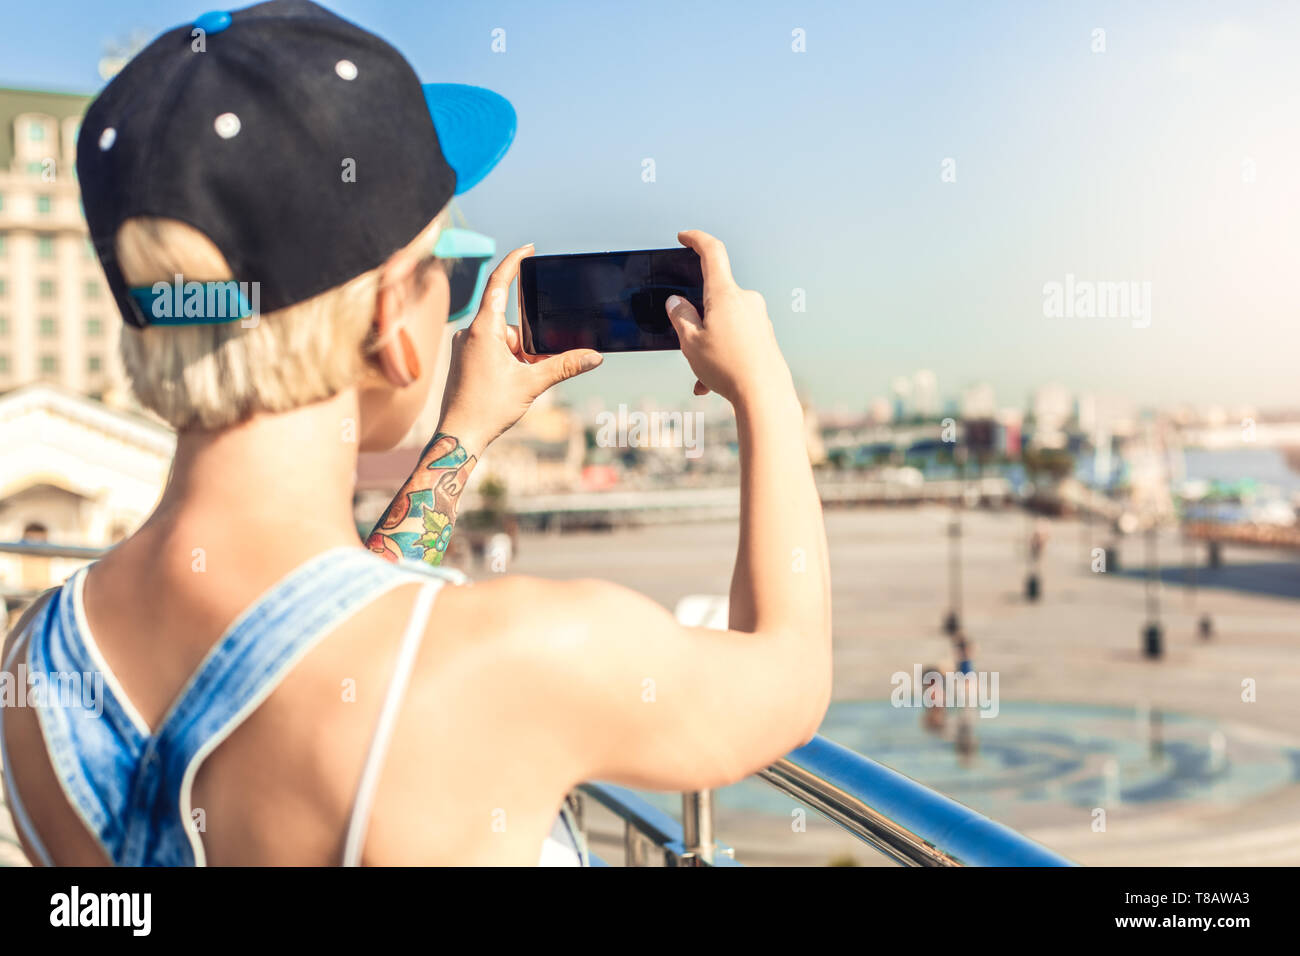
[72,568,152,737]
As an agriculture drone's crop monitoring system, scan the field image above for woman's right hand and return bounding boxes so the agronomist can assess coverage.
[665,230,794,405]
[418,231,830,804]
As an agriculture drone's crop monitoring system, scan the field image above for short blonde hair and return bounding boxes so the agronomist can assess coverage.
[114,213,444,430]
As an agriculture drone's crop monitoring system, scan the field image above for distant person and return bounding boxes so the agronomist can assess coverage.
[952,633,974,675]
[0,1,830,867]
[486,531,513,573]
[504,514,520,558]
[1029,518,1049,563]
[954,706,979,763]
[921,665,946,733]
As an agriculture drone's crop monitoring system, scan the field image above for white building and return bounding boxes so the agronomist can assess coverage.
[912,369,939,419]
[1030,384,1073,448]
[0,87,125,399]
[0,383,173,605]
[960,382,997,420]
[866,396,893,425]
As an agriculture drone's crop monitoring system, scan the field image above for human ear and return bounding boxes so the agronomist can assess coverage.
[371,260,421,387]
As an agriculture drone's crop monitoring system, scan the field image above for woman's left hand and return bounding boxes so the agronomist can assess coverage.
[436,243,603,454]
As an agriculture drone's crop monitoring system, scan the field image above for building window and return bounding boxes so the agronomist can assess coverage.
[0,316,8,335]
[36,194,52,214]
[37,234,56,259]
[87,354,103,373]
[0,279,6,298]
[0,354,9,374]
[83,237,95,260]
[86,317,103,337]
[39,354,58,374]
[38,279,56,299]
[0,233,7,257]
[39,316,57,337]
[84,280,101,299]
[29,121,46,142]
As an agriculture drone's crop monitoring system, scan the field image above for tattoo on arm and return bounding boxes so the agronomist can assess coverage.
[365,433,478,566]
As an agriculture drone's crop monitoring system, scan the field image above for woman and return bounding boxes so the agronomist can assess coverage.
[0,0,831,866]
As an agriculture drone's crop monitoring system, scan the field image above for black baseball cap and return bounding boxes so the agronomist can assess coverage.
[77,0,516,328]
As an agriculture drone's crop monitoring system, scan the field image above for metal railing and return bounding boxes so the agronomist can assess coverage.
[0,541,107,560]
[577,734,1075,867]
[0,541,107,607]
[576,783,741,867]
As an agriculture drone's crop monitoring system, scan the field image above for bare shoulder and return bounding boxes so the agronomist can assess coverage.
[428,573,659,649]
[406,573,670,738]
[353,575,643,862]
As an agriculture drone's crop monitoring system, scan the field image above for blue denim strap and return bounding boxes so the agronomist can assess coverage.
[14,547,575,866]
[132,548,427,865]
[25,573,148,861]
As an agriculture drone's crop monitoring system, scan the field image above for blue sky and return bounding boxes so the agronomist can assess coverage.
[4,1,1298,414]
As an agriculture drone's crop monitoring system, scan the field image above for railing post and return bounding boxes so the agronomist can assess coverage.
[680,790,714,865]
[673,594,728,867]
[625,823,656,866]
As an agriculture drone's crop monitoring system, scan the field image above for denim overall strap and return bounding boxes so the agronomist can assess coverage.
[22,572,152,864]
[123,547,423,866]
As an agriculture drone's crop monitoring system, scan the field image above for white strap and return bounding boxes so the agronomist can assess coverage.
[341,582,439,866]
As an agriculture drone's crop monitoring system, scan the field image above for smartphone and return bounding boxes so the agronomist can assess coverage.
[518,247,703,354]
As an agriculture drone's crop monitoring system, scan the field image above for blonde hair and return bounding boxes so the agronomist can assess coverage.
[114,213,444,430]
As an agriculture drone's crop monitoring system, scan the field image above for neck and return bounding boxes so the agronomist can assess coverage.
[147,389,364,551]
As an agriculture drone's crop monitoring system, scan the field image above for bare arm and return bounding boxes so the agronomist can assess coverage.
[728,367,831,642]
[366,243,602,565]
[450,230,832,793]
[669,230,831,680]
[364,432,477,565]
[436,574,825,793]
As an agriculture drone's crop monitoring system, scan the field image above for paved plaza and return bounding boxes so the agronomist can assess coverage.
[511,506,1300,866]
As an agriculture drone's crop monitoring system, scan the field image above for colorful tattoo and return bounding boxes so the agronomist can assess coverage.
[366,433,477,566]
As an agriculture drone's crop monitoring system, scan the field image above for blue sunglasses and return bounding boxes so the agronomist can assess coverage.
[124,227,497,327]
[434,228,495,323]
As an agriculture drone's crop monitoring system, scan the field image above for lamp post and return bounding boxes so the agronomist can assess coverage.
[943,446,967,634]
[1142,518,1163,659]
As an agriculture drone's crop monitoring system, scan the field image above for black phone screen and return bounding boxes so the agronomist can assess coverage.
[518,248,703,353]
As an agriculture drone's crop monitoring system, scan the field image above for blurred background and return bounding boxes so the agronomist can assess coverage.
[1,1,1298,865]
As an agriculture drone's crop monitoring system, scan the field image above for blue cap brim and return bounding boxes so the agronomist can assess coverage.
[422,83,516,195]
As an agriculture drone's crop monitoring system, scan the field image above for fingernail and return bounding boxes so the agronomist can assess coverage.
[581,353,603,371]
[665,295,683,311]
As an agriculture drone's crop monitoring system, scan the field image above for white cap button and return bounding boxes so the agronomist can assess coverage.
[214,112,241,139]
